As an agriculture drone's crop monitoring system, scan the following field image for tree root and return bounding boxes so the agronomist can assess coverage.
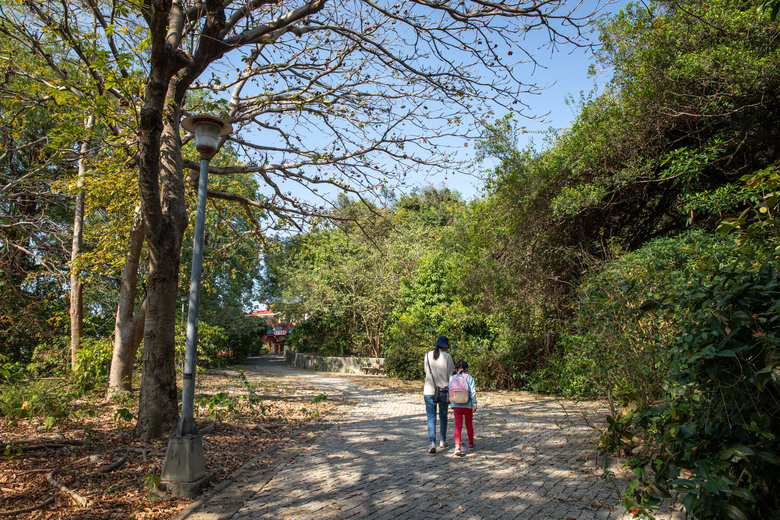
[0,494,56,516]
[46,472,89,507]
[90,456,127,475]
[1,438,86,453]
[112,446,156,460]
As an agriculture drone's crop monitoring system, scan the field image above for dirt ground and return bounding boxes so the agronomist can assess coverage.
[0,368,342,520]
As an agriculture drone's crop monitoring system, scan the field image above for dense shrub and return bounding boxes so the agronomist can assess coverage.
[72,337,113,393]
[532,231,739,404]
[605,260,780,519]
[604,169,780,519]
[216,315,267,361]
[383,340,428,380]
[286,313,354,357]
[0,354,27,385]
[0,379,71,424]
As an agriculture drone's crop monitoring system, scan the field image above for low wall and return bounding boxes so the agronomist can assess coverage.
[284,348,384,374]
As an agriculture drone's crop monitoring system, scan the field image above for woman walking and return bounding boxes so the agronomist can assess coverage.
[423,335,455,453]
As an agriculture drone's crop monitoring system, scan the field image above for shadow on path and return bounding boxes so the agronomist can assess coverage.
[177,355,682,520]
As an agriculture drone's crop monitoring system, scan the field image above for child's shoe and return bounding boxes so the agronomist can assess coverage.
[468,443,475,451]
[454,445,463,457]
[429,442,437,454]
[439,441,449,449]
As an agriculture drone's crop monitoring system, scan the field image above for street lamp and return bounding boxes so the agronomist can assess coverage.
[160,114,232,498]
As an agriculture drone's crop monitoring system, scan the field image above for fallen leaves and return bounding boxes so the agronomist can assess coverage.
[0,376,337,520]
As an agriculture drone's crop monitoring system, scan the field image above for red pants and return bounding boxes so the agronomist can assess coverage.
[453,407,474,446]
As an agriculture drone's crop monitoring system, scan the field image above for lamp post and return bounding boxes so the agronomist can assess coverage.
[160,115,232,498]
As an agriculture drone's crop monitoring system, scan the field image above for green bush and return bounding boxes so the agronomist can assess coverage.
[383,340,428,380]
[286,312,354,357]
[527,343,602,397]
[545,231,739,405]
[193,321,228,367]
[454,334,536,390]
[605,169,780,519]
[0,354,28,385]
[73,337,113,393]
[213,315,266,362]
[606,259,780,519]
[0,379,70,423]
[29,337,70,378]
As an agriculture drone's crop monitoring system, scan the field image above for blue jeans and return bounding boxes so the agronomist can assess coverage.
[424,394,448,444]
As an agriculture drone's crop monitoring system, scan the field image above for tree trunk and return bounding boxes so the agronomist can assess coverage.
[68,191,83,372]
[107,206,147,398]
[69,116,94,372]
[135,67,189,439]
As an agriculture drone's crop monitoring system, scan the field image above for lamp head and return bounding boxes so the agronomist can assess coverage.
[181,115,233,159]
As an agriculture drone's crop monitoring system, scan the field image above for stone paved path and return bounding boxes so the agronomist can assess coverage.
[177,355,682,520]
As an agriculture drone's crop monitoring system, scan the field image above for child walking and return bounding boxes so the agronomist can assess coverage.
[449,359,477,456]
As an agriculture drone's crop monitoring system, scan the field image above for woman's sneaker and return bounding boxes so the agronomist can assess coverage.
[468,443,475,451]
[439,441,449,449]
[429,442,437,454]
[454,446,463,457]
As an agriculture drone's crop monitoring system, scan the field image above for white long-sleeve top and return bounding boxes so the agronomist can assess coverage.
[423,349,455,396]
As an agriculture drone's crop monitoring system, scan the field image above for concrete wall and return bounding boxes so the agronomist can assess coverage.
[284,348,384,374]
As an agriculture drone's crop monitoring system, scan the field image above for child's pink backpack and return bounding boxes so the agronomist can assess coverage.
[449,374,470,404]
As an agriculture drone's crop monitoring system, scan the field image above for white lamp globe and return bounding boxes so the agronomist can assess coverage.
[181,115,233,159]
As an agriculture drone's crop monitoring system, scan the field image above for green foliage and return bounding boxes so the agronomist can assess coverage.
[72,337,113,393]
[114,407,135,425]
[383,338,428,380]
[522,0,780,399]
[526,339,602,397]
[197,392,238,422]
[193,322,228,368]
[540,231,740,403]
[607,259,780,519]
[455,334,533,390]
[287,313,353,357]
[0,354,27,385]
[205,315,266,365]
[194,385,267,422]
[143,473,162,491]
[758,0,780,19]
[719,167,780,266]
[546,0,780,246]
[383,247,472,373]
[0,277,70,366]
[29,337,70,378]
[275,187,464,359]
[175,314,264,369]
[603,172,780,519]
[0,380,70,425]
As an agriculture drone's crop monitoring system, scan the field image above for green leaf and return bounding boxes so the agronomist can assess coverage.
[43,416,56,430]
[729,487,752,500]
[723,504,749,520]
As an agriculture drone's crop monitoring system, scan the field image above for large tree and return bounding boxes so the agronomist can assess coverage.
[2,0,602,438]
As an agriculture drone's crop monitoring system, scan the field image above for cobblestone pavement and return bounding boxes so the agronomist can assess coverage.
[177,355,682,520]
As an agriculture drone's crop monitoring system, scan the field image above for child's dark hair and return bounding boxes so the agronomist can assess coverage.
[455,359,469,372]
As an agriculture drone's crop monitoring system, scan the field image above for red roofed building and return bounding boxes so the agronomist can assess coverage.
[247,307,293,354]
